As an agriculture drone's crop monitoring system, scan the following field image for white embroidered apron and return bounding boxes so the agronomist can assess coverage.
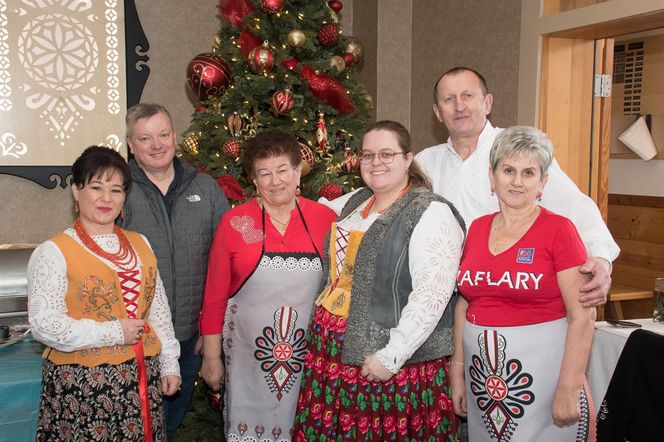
[463,318,594,442]
[223,206,323,442]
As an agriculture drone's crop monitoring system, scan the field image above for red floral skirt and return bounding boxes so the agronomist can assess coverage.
[293,307,460,442]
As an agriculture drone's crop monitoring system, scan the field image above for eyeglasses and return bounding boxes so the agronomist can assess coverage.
[359,149,407,164]
[255,165,296,182]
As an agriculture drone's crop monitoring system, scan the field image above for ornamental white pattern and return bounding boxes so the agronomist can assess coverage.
[258,255,322,272]
[0,1,11,111]
[1,132,28,158]
[1,0,122,156]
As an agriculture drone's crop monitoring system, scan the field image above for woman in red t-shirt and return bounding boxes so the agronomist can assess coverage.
[450,126,596,441]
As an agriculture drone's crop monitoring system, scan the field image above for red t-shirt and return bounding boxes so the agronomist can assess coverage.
[457,207,587,327]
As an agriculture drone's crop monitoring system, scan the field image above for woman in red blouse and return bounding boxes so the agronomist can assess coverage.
[198,130,336,441]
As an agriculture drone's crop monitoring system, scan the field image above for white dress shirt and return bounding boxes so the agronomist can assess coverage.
[415,121,620,262]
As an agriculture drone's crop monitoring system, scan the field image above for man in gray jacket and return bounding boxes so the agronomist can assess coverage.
[120,103,230,441]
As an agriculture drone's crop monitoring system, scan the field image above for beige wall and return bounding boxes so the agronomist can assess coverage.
[410,0,521,151]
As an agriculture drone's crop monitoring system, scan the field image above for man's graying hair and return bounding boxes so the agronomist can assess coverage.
[126,103,173,137]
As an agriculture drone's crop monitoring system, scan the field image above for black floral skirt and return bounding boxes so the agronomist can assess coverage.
[36,357,165,441]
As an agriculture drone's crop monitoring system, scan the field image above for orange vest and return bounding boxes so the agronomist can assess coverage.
[44,230,162,367]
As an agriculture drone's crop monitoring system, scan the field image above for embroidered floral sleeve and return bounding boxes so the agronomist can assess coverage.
[27,241,125,351]
[150,272,181,377]
[376,202,464,374]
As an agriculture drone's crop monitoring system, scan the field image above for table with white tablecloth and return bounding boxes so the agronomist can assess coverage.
[586,318,664,408]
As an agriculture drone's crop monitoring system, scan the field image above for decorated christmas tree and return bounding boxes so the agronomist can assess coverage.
[179,0,372,204]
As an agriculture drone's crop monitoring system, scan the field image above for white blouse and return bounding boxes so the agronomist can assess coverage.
[337,197,464,374]
[27,229,180,377]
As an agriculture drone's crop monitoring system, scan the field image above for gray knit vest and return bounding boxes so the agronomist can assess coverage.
[319,186,466,366]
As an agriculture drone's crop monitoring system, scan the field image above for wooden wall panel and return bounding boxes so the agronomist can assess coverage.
[608,193,664,290]
[539,37,595,194]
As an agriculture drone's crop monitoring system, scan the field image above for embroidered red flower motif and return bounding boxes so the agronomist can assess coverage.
[395,368,409,386]
[409,366,419,382]
[427,409,442,429]
[342,366,359,383]
[340,411,354,431]
[358,415,371,434]
[310,402,323,420]
[411,413,423,431]
[397,416,408,435]
[425,362,437,381]
[437,393,453,411]
[326,361,340,380]
[383,415,396,433]
[322,410,334,428]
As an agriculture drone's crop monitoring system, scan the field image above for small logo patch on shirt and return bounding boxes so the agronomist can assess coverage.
[186,194,201,202]
[516,248,534,264]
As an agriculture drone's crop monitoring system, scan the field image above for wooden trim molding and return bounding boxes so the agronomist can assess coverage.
[608,193,664,208]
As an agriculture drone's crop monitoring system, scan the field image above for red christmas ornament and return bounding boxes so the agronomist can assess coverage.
[328,0,343,13]
[319,183,343,201]
[342,52,354,66]
[317,23,339,47]
[186,53,232,100]
[223,139,242,158]
[194,104,208,112]
[315,113,327,152]
[342,150,360,173]
[299,64,355,114]
[219,0,254,28]
[299,142,315,167]
[271,90,294,115]
[281,57,299,71]
[238,29,263,58]
[260,0,284,14]
[227,113,243,136]
[217,175,247,202]
[248,41,275,74]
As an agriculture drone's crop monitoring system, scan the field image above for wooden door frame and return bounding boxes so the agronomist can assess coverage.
[538,12,664,321]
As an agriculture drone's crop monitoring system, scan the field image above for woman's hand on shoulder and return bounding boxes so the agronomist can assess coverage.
[361,353,394,382]
[552,385,582,427]
[161,374,182,396]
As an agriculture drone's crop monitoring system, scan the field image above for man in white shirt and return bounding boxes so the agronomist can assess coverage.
[415,67,619,306]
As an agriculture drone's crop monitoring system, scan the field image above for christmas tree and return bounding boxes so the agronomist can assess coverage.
[180,0,372,204]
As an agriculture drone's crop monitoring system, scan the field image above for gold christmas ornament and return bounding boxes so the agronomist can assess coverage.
[300,160,311,177]
[181,133,200,155]
[288,29,306,48]
[329,55,346,73]
[344,37,364,65]
[212,33,222,50]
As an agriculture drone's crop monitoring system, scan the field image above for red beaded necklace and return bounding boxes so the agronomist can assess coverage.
[73,218,137,271]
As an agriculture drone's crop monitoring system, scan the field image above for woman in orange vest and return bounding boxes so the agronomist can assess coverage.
[27,146,181,441]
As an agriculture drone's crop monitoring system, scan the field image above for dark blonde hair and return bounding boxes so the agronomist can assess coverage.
[362,120,432,190]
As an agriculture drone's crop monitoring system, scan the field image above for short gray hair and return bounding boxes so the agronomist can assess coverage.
[126,103,173,137]
[490,126,554,177]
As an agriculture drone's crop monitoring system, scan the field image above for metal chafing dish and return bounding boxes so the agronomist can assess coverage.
[0,248,32,327]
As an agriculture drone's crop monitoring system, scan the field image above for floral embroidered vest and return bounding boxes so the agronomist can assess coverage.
[45,230,161,367]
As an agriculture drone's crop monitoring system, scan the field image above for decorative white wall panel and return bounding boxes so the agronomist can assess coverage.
[0,0,126,165]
